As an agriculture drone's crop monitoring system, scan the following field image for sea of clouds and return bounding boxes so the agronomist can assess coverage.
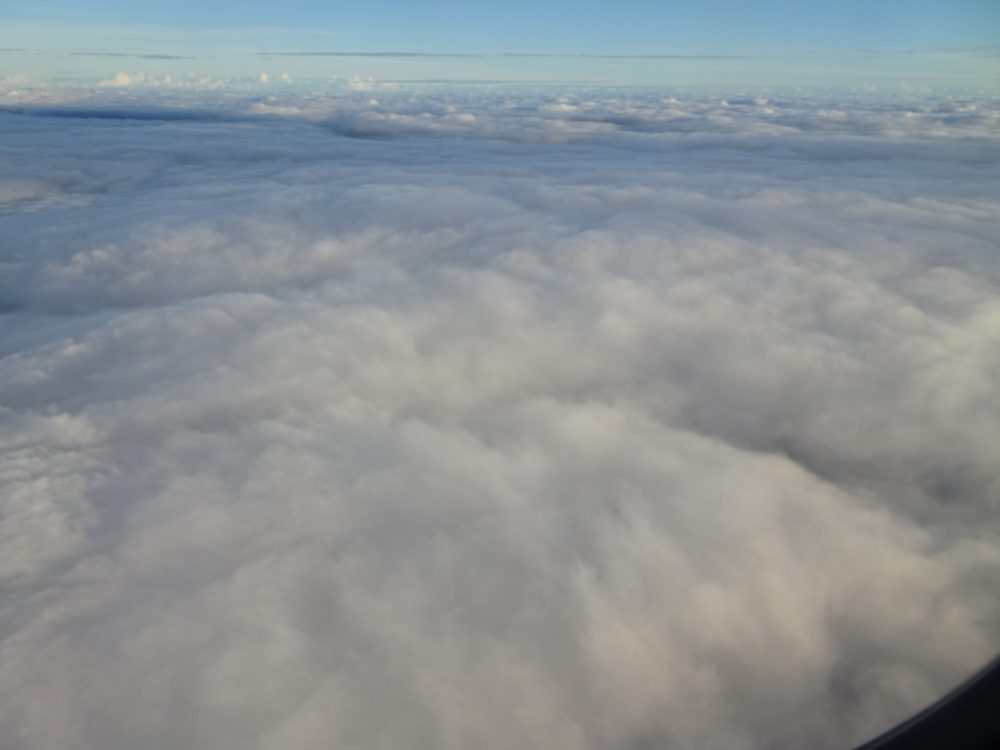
[1,84,999,750]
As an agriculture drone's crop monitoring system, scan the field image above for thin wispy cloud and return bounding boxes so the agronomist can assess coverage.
[70,52,197,60]
[505,52,749,59]
[257,50,750,60]
[259,50,484,58]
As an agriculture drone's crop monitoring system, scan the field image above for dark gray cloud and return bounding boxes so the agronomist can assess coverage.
[1,88,999,750]
[1,106,242,122]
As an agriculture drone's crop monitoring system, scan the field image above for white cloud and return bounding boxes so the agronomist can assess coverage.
[92,72,228,91]
[347,75,399,91]
[99,71,152,87]
[1,88,999,750]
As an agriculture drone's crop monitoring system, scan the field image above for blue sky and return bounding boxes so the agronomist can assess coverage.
[2,0,998,86]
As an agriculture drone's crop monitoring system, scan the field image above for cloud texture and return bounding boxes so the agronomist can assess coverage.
[1,88,999,750]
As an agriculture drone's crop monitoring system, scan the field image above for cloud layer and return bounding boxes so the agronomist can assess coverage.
[1,89,999,750]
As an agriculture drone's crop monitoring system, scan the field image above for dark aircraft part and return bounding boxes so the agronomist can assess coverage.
[853,654,1000,750]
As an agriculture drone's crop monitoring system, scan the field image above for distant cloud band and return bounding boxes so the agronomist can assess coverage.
[257,50,749,60]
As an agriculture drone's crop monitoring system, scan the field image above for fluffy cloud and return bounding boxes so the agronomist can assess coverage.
[347,75,400,91]
[99,71,155,87]
[1,89,998,750]
[90,72,229,92]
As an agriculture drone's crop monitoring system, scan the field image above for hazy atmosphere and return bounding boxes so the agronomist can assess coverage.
[2,3,999,750]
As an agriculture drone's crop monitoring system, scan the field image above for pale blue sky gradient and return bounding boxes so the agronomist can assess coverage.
[2,0,998,87]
